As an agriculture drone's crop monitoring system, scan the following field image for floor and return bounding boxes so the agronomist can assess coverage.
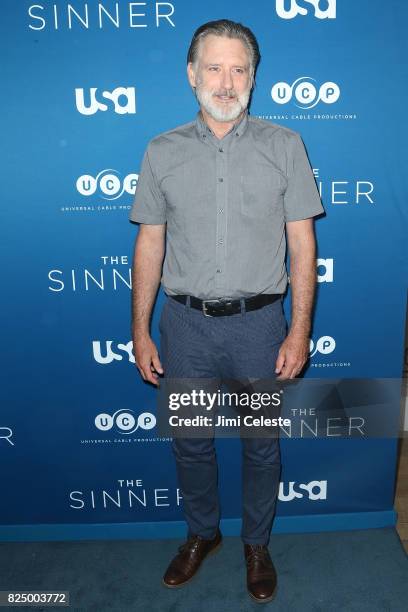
[395,433,408,553]
[0,529,406,611]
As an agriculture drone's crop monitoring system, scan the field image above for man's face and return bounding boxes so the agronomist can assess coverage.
[188,35,253,123]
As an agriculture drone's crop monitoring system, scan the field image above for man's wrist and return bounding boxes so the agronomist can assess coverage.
[287,324,310,340]
[131,325,151,340]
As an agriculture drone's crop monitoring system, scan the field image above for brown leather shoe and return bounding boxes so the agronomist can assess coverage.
[162,529,222,588]
[244,544,277,603]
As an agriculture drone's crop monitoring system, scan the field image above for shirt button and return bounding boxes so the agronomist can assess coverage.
[219,208,224,214]
[216,268,222,273]
[218,178,224,182]
[218,148,223,152]
[219,238,223,244]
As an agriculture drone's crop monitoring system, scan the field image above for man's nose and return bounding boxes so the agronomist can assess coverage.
[220,69,233,91]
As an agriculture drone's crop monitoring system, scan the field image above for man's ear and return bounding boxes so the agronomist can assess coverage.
[187,62,197,88]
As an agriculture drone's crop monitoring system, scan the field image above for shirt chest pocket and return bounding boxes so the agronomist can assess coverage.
[240,170,285,219]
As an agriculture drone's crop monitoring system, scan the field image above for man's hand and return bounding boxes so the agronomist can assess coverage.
[275,332,309,380]
[134,333,164,386]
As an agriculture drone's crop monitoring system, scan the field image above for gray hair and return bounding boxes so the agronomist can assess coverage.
[187,19,261,79]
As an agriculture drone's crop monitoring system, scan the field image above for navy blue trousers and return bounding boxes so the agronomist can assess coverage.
[159,295,287,545]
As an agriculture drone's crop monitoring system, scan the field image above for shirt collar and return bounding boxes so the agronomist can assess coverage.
[195,109,249,140]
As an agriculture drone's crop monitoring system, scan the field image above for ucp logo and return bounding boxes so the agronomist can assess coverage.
[95,410,156,434]
[279,480,327,501]
[309,336,336,357]
[276,0,336,19]
[271,77,340,109]
[77,170,138,200]
[75,87,136,115]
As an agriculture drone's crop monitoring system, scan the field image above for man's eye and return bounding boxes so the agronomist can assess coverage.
[209,66,219,71]
[234,68,244,74]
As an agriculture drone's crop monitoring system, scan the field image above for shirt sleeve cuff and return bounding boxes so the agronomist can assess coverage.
[284,207,324,222]
[129,212,166,224]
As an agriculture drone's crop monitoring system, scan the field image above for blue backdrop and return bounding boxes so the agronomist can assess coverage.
[1,0,407,540]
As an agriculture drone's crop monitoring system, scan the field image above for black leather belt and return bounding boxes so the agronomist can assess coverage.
[169,293,282,317]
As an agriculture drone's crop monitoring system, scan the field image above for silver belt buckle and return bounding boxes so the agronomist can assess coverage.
[202,297,234,317]
[202,299,221,317]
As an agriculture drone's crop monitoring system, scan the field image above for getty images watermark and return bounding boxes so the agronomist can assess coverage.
[167,388,290,430]
[156,378,404,439]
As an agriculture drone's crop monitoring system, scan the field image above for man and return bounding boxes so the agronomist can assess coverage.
[129,19,324,603]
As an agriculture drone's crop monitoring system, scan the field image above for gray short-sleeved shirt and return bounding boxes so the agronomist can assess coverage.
[129,111,324,300]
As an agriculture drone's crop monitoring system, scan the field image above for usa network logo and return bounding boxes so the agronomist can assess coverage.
[271,77,340,109]
[75,86,136,115]
[93,340,134,364]
[317,258,333,283]
[278,480,327,501]
[76,170,138,200]
[276,0,336,19]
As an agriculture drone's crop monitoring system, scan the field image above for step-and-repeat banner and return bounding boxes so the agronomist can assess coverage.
[1,0,407,539]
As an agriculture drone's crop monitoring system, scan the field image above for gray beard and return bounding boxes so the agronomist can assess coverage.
[195,85,251,123]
